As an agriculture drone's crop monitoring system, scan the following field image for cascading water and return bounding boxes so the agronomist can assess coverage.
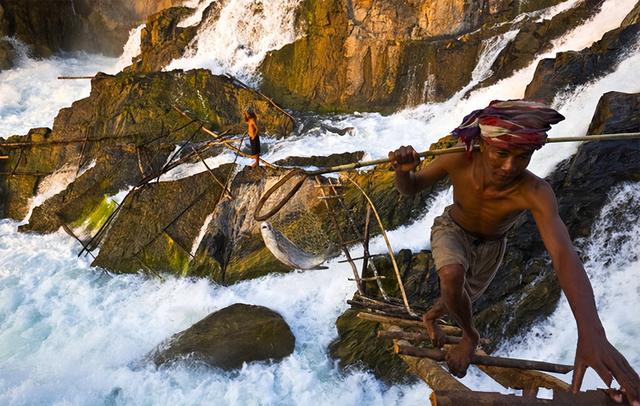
[0,44,118,137]
[2,0,640,403]
[166,0,303,85]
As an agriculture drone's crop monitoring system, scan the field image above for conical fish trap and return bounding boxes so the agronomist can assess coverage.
[269,206,333,257]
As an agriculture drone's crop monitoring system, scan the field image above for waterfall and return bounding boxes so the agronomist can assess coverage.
[166,0,303,85]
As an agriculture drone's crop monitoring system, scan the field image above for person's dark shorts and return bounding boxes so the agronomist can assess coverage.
[250,136,260,156]
[430,205,507,302]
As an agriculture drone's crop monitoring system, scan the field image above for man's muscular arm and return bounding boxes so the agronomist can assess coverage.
[388,145,448,194]
[529,179,640,404]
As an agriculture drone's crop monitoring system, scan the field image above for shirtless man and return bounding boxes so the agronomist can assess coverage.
[244,108,260,168]
[389,100,639,404]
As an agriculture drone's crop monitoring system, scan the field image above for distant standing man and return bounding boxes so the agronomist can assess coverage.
[388,99,639,404]
[244,108,260,168]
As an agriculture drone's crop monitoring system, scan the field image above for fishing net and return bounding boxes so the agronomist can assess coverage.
[268,204,334,257]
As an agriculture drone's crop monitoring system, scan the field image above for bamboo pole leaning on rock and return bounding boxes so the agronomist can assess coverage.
[57,76,96,80]
[385,326,470,393]
[378,328,463,345]
[394,342,574,374]
[473,347,570,395]
[357,311,463,336]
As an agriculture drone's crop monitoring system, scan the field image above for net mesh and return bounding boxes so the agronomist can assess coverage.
[269,203,333,256]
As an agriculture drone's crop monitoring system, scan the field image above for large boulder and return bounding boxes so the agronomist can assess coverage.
[151,303,295,370]
[0,0,184,58]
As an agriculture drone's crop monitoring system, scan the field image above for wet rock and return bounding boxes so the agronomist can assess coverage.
[91,168,228,276]
[621,1,640,26]
[0,37,16,70]
[525,22,640,103]
[274,151,364,168]
[329,309,414,384]
[478,0,605,89]
[125,6,198,73]
[151,303,295,370]
[259,0,569,112]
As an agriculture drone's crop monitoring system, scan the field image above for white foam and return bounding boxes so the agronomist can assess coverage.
[0,220,425,404]
[167,0,303,85]
[114,24,145,72]
[0,45,118,138]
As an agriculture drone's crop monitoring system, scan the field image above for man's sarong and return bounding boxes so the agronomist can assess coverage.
[430,206,507,302]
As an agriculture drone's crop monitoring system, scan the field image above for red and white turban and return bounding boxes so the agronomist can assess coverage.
[452,99,565,153]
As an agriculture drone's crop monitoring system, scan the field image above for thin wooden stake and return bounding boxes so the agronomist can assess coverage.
[357,311,462,336]
[346,176,415,316]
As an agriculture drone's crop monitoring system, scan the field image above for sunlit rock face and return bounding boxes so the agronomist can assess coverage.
[259,0,576,113]
[0,0,184,58]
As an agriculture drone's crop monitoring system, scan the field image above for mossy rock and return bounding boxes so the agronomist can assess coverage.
[151,303,295,370]
[3,69,293,223]
[329,309,414,384]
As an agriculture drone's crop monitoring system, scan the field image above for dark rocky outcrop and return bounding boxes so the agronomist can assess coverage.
[330,91,640,381]
[125,6,198,73]
[0,37,16,70]
[151,303,295,370]
[525,20,640,103]
[0,0,184,59]
[274,151,364,168]
[478,0,605,89]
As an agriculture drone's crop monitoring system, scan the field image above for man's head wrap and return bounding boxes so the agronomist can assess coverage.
[452,99,565,153]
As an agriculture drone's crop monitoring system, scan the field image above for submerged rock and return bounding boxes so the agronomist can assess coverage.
[150,303,295,370]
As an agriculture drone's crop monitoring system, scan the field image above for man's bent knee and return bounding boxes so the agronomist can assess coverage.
[438,264,466,289]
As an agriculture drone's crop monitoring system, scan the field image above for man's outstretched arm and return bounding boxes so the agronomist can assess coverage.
[530,180,640,405]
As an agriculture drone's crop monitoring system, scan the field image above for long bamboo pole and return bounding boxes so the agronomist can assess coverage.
[304,131,640,176]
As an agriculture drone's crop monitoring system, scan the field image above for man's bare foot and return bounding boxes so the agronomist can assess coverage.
[445,334,479,378]
[423,315,447,348]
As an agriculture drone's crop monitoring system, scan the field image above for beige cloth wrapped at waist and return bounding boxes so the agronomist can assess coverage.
[430,205,507,302]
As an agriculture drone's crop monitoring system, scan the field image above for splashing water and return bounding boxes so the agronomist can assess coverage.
[0,43,118,138]
[0,220,425,405]
[166,0,303,85]
[114,24,145,72]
